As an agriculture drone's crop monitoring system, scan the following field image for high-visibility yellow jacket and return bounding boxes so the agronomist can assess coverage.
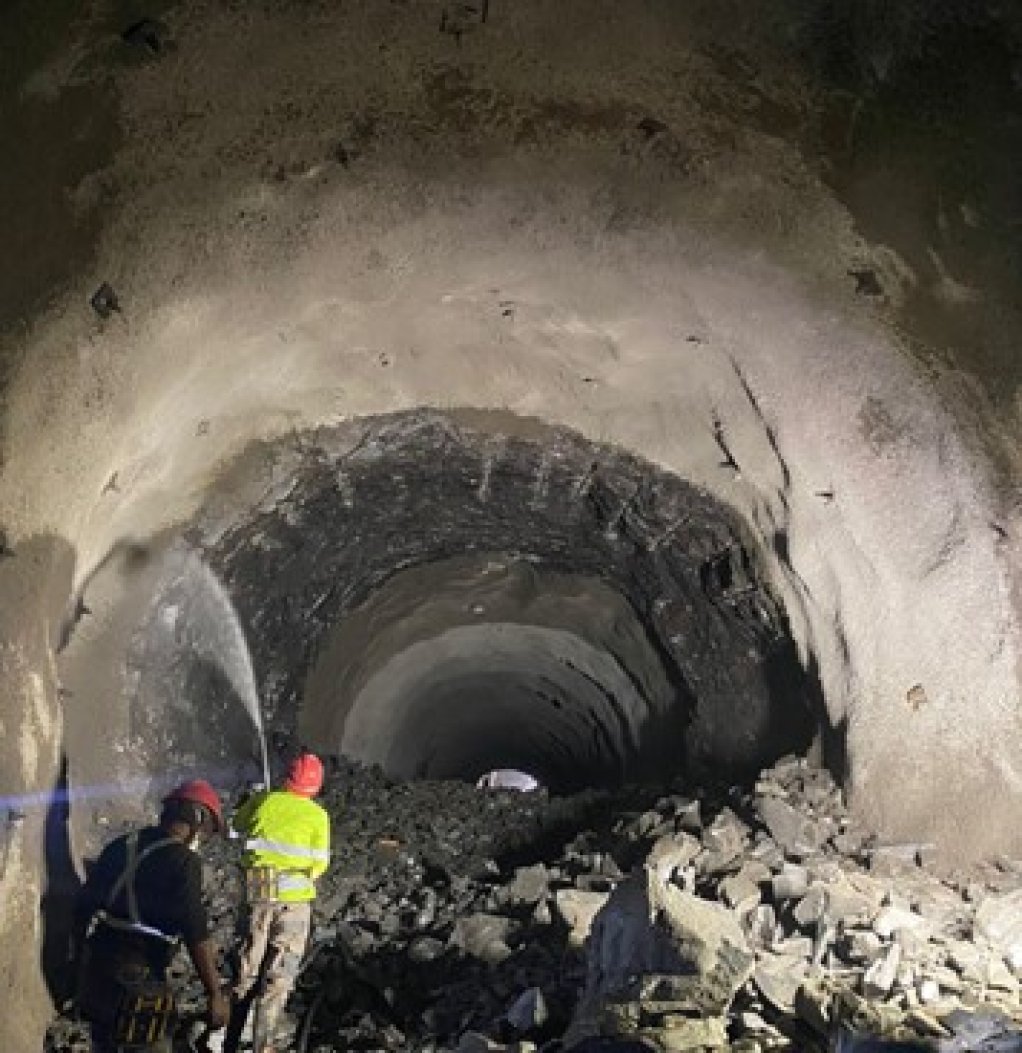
[232,790,331,902]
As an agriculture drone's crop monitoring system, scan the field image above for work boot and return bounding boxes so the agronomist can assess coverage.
[221,993,254,1053]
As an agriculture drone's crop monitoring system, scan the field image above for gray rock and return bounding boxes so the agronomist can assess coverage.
[555,888,610,947]
[450,913,513,964]
[772,863,809,901]
[894,927,928,960]
[842,929,885,965]
[918,978,940,1004]
[749,838,785,871]
[822,877,880,927]
[504,864,550,905]
[575,866,754,1021]
[675,799,702,834]
[974,889,1022,960]
[871,843,927,864]
[648,832,701,885]
[699,808,749,874]
[635,810,662,837]
[832,828,869,856]
[640,1015,728,1050]
[772,935,814,960]
[863,943,902,997]
[757,797,827,858]
[753,957,806,1013]
[409,936,446,963]
[793,885,828,928]
[985,957,1019,993]
[505,988,548,1033]
[719,871,762,914]
[747,903,777,948]
[873,906,927,940]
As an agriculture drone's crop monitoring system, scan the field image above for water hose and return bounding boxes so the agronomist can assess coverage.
[297,990,325,1053]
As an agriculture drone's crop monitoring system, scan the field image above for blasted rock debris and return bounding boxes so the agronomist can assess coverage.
[47,758,1022,1052]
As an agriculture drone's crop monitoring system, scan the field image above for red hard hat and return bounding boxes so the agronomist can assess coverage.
[164,779,223,831]
[285,753,324,797]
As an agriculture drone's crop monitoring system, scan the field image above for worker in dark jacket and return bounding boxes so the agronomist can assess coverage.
[73,779,231,1051]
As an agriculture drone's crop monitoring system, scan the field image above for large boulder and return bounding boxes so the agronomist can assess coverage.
[568,864,753,1047]
[974,889,1022,963]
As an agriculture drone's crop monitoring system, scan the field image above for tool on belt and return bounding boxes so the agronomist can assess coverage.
[243,864,314,902]
[113,978,176,1047]
[244,864,280,903]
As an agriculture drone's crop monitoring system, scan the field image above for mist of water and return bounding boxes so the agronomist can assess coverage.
[166,546,271,787]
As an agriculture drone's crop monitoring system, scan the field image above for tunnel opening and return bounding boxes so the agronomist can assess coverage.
[55,408,824,837]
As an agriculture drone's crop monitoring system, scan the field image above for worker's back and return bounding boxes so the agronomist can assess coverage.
[234,789,330,902]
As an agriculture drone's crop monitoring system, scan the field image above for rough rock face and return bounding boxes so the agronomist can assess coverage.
[568,868,753,1049]
[578,868,753,1015]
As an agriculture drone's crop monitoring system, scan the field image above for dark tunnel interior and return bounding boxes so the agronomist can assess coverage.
[56,411,821,820]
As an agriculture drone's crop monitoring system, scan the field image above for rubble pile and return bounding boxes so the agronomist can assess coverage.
[46,758,1022,1052]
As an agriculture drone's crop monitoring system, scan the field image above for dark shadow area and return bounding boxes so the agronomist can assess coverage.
[761,637,830,774]
[804,2,1022,407]
[39,752,82,1008]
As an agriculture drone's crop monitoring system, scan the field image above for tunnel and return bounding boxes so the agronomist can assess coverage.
[54,411,818,811]
[1,2,1021,1049]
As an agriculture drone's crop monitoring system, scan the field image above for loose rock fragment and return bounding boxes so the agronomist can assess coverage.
[505,987,548,1034]
[863,944,902,997]
[772,863,809,901]
[555,889,610,947]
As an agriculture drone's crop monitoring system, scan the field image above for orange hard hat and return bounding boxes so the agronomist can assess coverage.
[164,779,223,831]
[285,753,324,797]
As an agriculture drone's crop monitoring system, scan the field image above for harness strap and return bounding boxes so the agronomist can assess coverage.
[102,832,179,941]
[96,912,178,944]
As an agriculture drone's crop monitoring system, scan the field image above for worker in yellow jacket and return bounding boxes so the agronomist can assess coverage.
[227,753,330,1053]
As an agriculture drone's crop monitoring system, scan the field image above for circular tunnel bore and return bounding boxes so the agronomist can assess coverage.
[304,559,680,791]
[57,409,822,820]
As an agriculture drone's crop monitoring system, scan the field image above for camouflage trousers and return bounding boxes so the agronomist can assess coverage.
[233,900,311,1049]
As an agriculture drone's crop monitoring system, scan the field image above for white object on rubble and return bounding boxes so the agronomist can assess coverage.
[476,769,540,791]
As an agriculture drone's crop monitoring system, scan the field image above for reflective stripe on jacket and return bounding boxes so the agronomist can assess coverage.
[232,790,331,903]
